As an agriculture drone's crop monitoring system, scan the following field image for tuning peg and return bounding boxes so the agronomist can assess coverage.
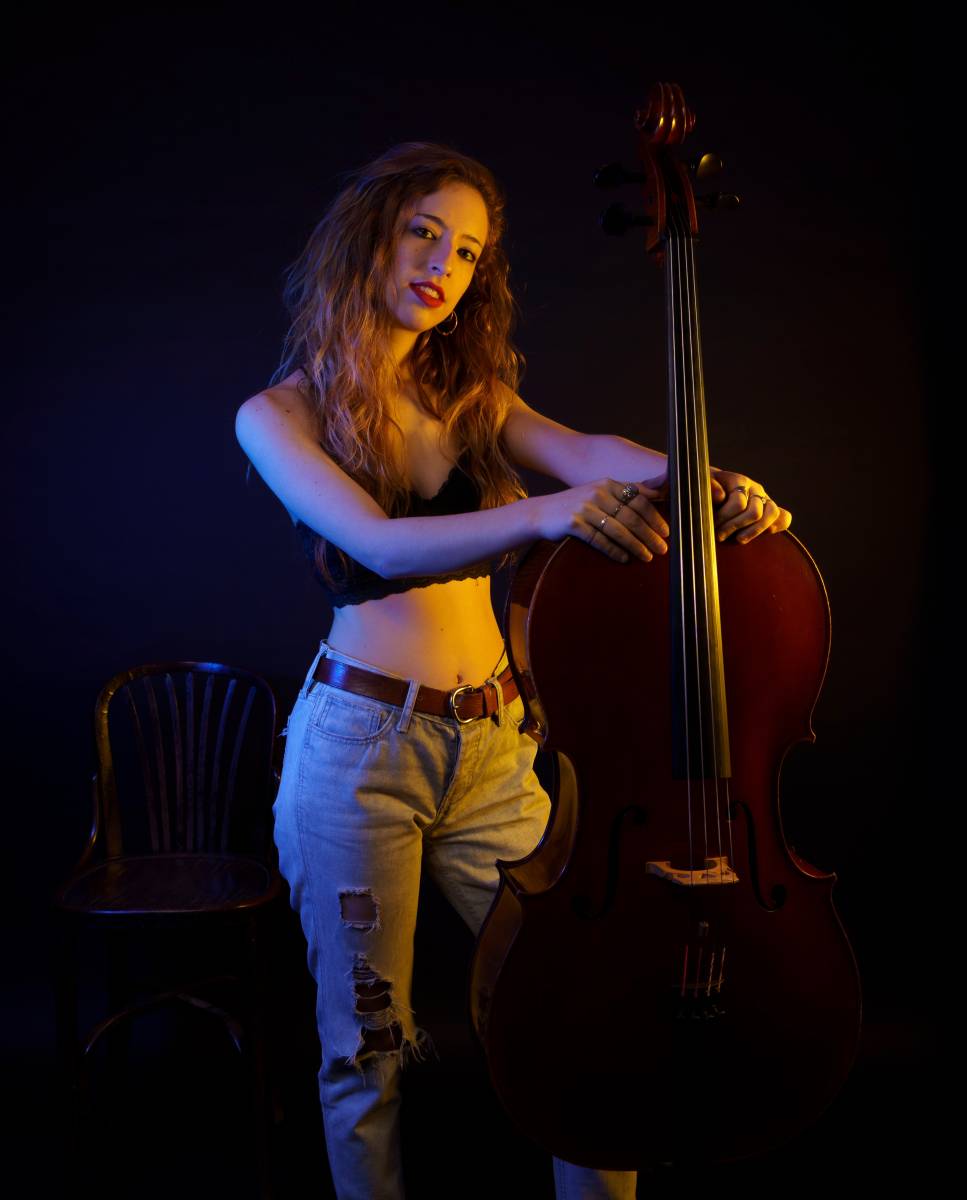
[696,192,741,210]
[593,162,647,189]
[690,153,725,179]
[600,202,655,236]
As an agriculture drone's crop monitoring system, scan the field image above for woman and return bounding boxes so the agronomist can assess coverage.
[236,141,791,1200]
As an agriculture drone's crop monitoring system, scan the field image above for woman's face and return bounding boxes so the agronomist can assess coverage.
[385,181,490,340]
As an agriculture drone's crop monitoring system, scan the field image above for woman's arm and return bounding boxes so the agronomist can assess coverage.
[499,387,792,541]
[235,380,786,580]
[235,390,665,579]
[499,389,668,487]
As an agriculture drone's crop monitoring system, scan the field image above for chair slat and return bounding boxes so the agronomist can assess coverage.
[198,675,214,846]
[209,678,235,849]
[223,684,256,852]
[143,679,171,850]
[165,673,186,851]
[126,684,158,854]
[186,672,197,851]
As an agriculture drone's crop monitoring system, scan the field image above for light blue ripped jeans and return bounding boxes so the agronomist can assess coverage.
[273,638,637,1200]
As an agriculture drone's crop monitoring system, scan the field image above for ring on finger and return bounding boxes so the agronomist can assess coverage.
[619,482,638,502]
[611,502,624,517]
[599,515,608,530]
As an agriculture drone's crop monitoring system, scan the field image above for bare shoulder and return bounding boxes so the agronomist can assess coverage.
[237,368,317,443]
[233,368,388,560]
[492,379,525,436]
[236,369,329,528]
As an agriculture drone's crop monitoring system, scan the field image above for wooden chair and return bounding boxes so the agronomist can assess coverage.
[51,661,285,1198]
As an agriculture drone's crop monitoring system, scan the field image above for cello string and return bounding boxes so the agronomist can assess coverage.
[687,231,734,880]
[685,216,710,882]
[666,215,695,886]
[673,212,710,877]
[684,229,726,876]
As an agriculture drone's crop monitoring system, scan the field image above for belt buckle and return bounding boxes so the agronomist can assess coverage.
[448,683,476,725]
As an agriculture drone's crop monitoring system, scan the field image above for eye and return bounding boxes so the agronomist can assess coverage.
[411,226,477,264]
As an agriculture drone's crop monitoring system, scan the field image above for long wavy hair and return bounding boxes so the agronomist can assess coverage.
[267,141,528,583]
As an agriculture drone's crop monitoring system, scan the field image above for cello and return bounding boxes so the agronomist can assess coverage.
[469,82,862,1169]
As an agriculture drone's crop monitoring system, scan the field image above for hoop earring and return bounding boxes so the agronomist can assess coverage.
[435,309,458,336]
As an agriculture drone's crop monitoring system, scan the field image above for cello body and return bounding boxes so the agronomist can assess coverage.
[469,82,861,1168]
[470,529,862,1168]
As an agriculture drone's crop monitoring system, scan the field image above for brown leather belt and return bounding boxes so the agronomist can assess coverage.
[312,656,518,725]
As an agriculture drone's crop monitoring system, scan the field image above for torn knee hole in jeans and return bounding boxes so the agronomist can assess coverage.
[339,888,381,932]
[347,953,404,1058]
[335,954,437,1073]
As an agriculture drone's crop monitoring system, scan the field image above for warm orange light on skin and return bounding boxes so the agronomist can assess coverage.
[385,182,489,369]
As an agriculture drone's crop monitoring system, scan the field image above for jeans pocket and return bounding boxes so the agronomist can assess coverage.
[309,687,398,743]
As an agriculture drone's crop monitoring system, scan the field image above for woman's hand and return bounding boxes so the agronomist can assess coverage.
[709,469,793,543]
[535,470,791,563]
[536,477,670,563]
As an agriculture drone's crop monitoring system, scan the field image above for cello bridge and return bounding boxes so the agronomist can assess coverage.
[645,855,739,886]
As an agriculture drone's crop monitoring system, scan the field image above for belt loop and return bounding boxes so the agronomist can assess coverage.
[490,647,509,725]
[302,640,329,698]
[395,676,421,733]
[485,673,505,727]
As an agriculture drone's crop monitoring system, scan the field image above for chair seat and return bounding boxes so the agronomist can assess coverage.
[56,853,279,915]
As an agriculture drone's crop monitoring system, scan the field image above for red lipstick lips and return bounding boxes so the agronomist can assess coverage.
[410,280,445,307]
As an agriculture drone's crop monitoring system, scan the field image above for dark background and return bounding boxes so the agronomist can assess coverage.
[7,3,944,1195]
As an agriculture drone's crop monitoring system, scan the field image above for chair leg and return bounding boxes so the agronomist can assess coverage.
[51,916,131,1181]
[105,927,133,1080]
[51,912,80,1096]
[50,911,92,1164]
[245,913,275,1200]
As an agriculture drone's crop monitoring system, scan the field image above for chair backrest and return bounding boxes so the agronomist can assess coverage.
[93,662,278,860]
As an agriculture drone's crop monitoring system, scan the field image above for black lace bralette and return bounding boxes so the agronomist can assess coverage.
[294,451,492,607]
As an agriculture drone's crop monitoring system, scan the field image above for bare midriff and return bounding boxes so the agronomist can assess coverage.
[327,577,507,691]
